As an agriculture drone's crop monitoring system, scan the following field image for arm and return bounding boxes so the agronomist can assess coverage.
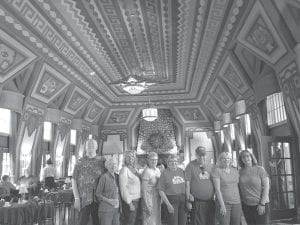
[72,165,80,210]
[186,181,191,200]
[185,164,194,201]
[159,190,174,214]
[212,177,226,216]
[260,177,270,205]
[257,176,270,215]
[72,178,81,210]
[119,167,132,205]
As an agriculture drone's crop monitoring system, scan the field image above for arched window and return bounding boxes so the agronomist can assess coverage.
[266,92,287,126]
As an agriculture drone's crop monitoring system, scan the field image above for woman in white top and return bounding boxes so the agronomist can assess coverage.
[41,159,56,190]
[142,152,161,225]
[119,151,141,225]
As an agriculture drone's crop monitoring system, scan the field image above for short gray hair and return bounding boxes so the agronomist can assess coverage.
[105,158,117,168]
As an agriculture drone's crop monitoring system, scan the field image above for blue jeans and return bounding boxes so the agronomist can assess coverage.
[121,199,140,225]
[79,202,99,225]
[217,203,242,225]
[191,199,215,225]
[99,208,120,225]
[166,195,187,225]
[242,203,270,225]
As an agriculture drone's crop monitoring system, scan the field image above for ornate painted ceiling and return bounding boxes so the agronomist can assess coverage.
[0,0,298,129]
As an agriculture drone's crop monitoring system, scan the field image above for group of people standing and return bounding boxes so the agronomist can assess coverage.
[72,139,270,225]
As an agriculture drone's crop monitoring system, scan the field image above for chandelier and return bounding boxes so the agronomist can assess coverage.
[142,100,158,121]
[118,76,155,95]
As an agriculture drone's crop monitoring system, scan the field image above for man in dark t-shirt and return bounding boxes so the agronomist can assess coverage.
[185,146,215,225]
[72,139,103,225]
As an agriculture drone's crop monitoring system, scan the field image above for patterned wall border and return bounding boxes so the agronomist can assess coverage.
[104,108,135,126]
[204,95,222,119]
[210,79,234,109]
[174,105,208,123]
[218,54,249,95]
[63,86,91,115]
[84,100,104,123]
[0,28,37,83]
[31,63,70,104]
[237,0,287,65]
[0,3,112,105]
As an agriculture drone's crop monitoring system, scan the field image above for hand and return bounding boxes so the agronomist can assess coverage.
[257,205,265,215]
[109,199,119,207]
[144,206,152,216]
[186,202,192,211]
[129,202,135,211]
[167,203,174,214]
[188,194,194,202]
[74,198,81,211]
[220,205,226,216]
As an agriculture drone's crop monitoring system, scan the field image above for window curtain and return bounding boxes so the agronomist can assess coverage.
[35,131,44,178]
[9,111,18,182]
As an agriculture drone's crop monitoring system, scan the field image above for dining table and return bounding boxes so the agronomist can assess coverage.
[42,189,76,225]
[0,200,54,225]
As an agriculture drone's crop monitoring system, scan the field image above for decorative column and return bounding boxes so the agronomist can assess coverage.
[222,113,232,153]
[38,108,61,174]
[277,61,300,137]
[91,124,100,154]
[77,125,90,158]
[71,119,83,159]
[54,116,71,178]
[99,133,107,156]
[16,104,44,177]
[185,130,193,162]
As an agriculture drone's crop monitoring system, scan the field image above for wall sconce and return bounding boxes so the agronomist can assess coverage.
[222,113,231,128]
[214,121,221,132]
[234,100,246,119]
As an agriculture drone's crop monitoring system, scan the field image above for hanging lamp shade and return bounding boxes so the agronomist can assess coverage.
[118,76,155,94]
[234,100,246,119]
[214,121,221,132]
[222,113,231,128]
[142,104,158,122]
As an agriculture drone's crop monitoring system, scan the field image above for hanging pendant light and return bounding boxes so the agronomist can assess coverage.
[142,99,158,121]
[113,70,156,95]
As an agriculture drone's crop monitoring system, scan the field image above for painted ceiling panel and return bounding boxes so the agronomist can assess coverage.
[1,0,294,127]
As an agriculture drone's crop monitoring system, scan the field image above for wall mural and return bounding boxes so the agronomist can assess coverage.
[204,95,222,118]
[64,87,91,115]
[237,1,287,64]
[219,56,249,94]
[0,29,36,83]
[31,63,70,104]
[210,80,233,109]
[176,106,207,122]
[85,101,104,123]
[277,62,300,136]
[106,110,132,125]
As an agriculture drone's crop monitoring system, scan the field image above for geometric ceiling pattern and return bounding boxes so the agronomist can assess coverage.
[0,0,295,127]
